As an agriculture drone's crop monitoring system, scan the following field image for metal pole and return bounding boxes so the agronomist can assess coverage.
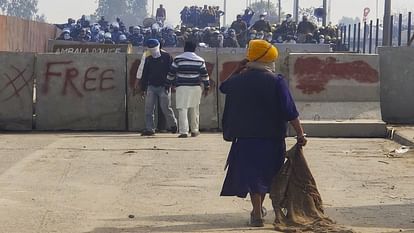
[223,0,227,26]
[408,12,412,45]
[375,18,379,51]
[369,20,373,53]
[343,26,347,46]
[152,0,155,18]
[267,0,270,13]
[322,0,327,26]
[353,23,357,52]
[348,24,351,51]
[278,0,282,23]
[363,22,367,53]
[294,0,299,23]
[328,0,332,23]
[398,13,402,46]
[383,0,391,46]
[390,15,394,46]
[357,22,361,53]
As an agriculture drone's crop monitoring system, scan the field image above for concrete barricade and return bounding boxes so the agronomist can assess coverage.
[379,47,414,124]
[288,53,381,121]
[289,53,380,102]
[0,52,35,130]
[35,54,127,130]
[195,49,219,130]
[126,53,145,131]
[217,50,245,128]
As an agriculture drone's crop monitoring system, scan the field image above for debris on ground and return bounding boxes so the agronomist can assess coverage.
[388,146,413,158]
[124,151,137,154]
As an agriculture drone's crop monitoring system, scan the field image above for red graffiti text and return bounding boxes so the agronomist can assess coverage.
[294,57,379,94]
[42,61,116,98]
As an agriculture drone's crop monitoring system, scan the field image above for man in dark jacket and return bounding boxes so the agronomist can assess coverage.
[140,39,178,136]
[230,15,248,47]
[297,16,317,43]
[251,14,272,33]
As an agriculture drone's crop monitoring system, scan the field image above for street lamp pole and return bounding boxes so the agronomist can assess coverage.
[383,0,392,46]
[223,0,227,26]
[322,0,327,26]
[278,0,282,23]
[151,0,155,18]
[293,0,299,23]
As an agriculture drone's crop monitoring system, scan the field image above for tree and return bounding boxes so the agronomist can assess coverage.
[248,1,282,25]
[4,0,38,19]
[338,16,361,26]
[0,0,45,22]
[95,0,148,26]
[0,0,7,13]
[298,7,318,24]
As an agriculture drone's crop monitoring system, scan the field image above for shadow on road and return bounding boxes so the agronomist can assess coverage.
[326,203,414,229]
[86,203,414,232]
[85,212,273,233]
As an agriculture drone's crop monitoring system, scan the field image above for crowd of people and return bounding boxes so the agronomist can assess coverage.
[55,6,342,50]
[180,5,224,28]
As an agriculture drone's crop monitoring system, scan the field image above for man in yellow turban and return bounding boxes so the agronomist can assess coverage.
[220,39,307,227]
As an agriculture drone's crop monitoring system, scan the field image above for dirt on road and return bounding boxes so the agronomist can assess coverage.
[0,133,413,233]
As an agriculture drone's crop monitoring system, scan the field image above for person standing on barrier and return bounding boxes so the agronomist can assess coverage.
[156,4,167,25]
[139,39,178,136]
[230,15,248,48]
[220,40,307,227]
[166,41,210,138]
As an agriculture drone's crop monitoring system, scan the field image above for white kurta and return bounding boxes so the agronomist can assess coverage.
[175,86,202,109]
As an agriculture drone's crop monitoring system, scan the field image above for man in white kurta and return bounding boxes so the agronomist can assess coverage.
[166,41,210,138]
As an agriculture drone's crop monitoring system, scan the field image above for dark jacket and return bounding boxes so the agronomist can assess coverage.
[220,69,299,139]
[252,20,272,33]
[141,51,173,91]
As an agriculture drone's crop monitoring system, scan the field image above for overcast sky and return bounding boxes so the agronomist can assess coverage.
[38,0,413,26]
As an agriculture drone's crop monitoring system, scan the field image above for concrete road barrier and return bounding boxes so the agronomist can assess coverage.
[35,53,127,130]
[289,53,380,102]
[126,53,145,131]
[379,47,414,124]
[196,49,219,130]
[0,52,35,130]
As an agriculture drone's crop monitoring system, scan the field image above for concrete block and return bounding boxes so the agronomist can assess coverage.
[296,102,382,121]
[35,53,127,130]
[288,120,387,138]
[379,47,414,124]
[196,50,219,130]
[391,127,414,146]
[217,53,243,129]
[0,52,35,130]
[288,53,380,102]
[126,53,145,131]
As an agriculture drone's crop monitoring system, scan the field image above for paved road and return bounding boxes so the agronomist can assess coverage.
[0,133,413,233]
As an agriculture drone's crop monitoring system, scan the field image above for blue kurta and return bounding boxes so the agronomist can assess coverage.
[219,69,299,198]
[220,138,286,198]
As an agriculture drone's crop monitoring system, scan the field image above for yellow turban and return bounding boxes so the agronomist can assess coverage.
[246,40,279,63]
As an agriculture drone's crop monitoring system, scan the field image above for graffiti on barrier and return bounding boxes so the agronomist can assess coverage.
[41,61,116,98]
[294,57,379,94]
[0,65,33,102]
